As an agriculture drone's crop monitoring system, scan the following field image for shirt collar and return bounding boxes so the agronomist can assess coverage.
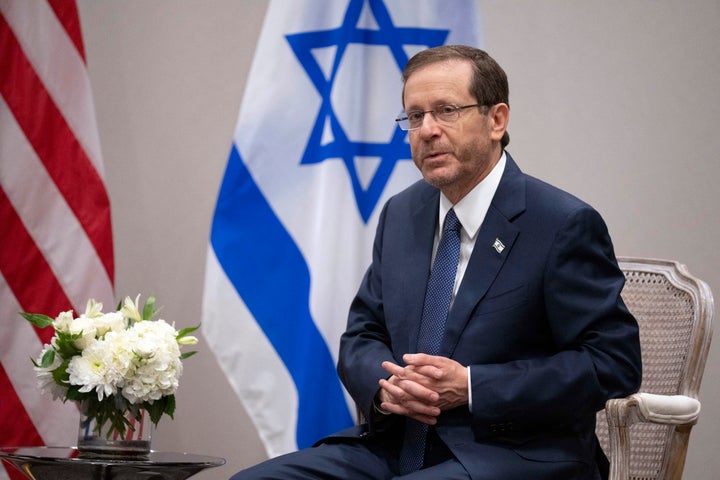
[439,151,507,239]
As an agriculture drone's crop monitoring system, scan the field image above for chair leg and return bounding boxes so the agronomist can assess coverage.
[664,425,692,480]
[607,423,631,480]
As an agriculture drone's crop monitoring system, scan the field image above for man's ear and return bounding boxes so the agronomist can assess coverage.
[488,103,509,142]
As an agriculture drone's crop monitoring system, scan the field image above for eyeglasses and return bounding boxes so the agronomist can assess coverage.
[395,104,484,131]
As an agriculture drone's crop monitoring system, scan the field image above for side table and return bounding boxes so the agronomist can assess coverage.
[0,446,225,480]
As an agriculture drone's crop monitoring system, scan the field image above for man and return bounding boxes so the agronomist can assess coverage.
[231,45,641,480]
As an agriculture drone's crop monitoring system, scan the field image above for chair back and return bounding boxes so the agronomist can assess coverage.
[596,257,714,480]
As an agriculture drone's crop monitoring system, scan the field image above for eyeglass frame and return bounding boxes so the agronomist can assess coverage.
[395,104,488,131]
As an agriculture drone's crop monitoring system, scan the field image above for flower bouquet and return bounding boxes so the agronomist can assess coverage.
[21,295,198,456]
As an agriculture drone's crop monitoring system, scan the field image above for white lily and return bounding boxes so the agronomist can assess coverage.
[121,294,143,323]
[83,298,104,318]
[177,334,199,345]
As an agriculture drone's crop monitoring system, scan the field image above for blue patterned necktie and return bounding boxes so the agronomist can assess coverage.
[398,208,462,474]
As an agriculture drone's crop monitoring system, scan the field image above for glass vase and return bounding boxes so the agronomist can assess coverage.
[76,405,153,458]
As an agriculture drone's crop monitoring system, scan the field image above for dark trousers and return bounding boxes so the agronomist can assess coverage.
[229,427,468,480]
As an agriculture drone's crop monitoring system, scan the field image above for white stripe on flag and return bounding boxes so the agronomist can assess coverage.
[202,248,298,457]
[204,0,482,457]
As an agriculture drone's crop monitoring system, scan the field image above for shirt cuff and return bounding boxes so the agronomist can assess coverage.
[467,365,473,413]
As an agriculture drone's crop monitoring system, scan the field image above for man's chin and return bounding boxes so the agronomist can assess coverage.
[421,168,456,189]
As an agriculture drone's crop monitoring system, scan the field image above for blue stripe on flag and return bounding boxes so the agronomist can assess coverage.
[210,144,353,448]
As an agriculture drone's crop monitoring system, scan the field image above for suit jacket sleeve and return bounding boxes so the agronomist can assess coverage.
[337,199,399,427]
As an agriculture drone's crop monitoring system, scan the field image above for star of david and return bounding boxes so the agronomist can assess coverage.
[286,0,449,223]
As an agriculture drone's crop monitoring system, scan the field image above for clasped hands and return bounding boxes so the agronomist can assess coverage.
[378,353,468,425]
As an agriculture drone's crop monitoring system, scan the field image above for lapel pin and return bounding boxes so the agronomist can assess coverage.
[492,238,505,254]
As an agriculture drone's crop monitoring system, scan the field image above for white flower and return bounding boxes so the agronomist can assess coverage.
[121,295,144,323]
[83,298,104,318]
[177,334,198,346]
[33,344,67,400]
[67,316,99,350]
[90,311,126,337]
[120,320,183,404]
[63,311,123,349]
[68,332,135,401]
[52,310,75,334]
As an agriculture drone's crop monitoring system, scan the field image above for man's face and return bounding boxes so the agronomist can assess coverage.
[403,59,502,203]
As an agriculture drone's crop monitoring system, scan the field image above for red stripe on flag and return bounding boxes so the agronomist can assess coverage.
[0,14,114,283]
[0,186,71,345]
[47,0,86,61]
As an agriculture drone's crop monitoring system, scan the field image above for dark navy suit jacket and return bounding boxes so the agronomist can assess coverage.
[332,153,642,479]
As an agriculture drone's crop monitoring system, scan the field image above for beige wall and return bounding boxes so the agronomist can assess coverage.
[76,1,720,478]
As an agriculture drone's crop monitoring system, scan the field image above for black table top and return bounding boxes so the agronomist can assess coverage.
[0,446,226,480]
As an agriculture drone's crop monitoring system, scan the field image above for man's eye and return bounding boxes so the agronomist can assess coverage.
[407,112,424,122]
[438,105,457,115]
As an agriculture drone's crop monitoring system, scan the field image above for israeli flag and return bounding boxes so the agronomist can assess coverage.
[202,0,482,457]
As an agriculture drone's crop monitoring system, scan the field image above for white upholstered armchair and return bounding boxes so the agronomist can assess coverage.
[597,257,714,480]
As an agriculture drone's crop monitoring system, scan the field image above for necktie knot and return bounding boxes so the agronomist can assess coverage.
[443,208,461,235]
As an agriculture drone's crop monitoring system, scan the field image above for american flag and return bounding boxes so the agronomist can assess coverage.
[0,1,114,478]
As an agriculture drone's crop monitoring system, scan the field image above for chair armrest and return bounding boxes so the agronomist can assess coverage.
[633,393,701,425]
[604,393,701,480]
[606,393,701,427]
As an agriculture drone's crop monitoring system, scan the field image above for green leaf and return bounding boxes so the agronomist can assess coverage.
[20,312,54,328]
[51,359,70,385]
[66,384,82,401]
[145,395,174,425]
[180,351,197,360]
[164,394,176,419]
[54,331,82,358]
[112,394,131,412]
[40,349,56,368]
[177,325,200,338]
[142,295,156,320]
[147,399,164,425]
[108,407,131,437]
